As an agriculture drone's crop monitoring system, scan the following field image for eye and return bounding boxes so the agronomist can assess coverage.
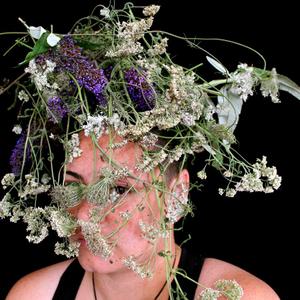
[114,186,128,195]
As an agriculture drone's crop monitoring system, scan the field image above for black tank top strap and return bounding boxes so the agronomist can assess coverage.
[171,247,204,299]
[52,259,85,300]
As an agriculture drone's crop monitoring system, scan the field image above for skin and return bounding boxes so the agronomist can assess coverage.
[6,133,280,300]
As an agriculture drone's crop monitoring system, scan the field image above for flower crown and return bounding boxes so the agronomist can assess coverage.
[0,4,299,297]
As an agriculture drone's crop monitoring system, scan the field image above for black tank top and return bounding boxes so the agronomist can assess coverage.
[52,247,204,300]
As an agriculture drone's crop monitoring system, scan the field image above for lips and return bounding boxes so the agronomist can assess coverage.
[70,229,85,243]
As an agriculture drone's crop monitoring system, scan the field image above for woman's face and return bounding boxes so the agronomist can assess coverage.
[65,132,169,274]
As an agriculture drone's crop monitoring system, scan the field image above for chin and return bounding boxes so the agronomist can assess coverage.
[77,245,123,274]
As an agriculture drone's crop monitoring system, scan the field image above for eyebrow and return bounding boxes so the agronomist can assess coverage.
[65,171,84,181]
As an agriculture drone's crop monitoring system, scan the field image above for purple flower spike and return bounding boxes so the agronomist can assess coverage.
[9,132,30,176]
[124,67,156,112]
[53,36,108,106]
[47,96,69,123]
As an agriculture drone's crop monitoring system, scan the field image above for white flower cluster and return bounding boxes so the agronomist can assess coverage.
[18,174,51,199]
[25,59,59,91]
[260,68,280,103]
[23,207,49,243]
[147,37,168,56]
[83,114,106,139]
[106,16,153,57]
[142,5,160,17]
[54,241,80,258]
[18,90,29,102]
[78,219,112,259]
[136,150,167,172]
[66,133,82,163]
[138,220,169,243]
[123,255,153,279]
[139,132,158,149]
[83,113,125,140]
[136,57,162,81]
[49,209,77,237]
[197,170,207,180]
[199,287,221,300]
[219,156,281,197]
[0,193,12,218]
[166,185,189,224]
[164,64,204,125]
[199,279,243,300]
[230,63,257,101]
[1,173,15,189]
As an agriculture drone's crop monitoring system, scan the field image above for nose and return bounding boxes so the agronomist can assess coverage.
[68,200,91,222]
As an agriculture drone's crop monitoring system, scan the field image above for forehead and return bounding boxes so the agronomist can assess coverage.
[66,132,148,183]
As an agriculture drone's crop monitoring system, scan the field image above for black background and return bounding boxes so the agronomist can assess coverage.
[0,1,299,299]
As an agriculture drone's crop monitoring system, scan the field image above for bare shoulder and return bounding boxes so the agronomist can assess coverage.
[6,259,74,300]
[196,257,280,300]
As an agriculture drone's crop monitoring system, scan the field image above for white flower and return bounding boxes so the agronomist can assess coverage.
[66,133,82,163]
[143,5,160,17]
[100,7,110,18]
[47,32,61,47]
[230,63,257,101]
[197,170,207,180]
[82,114,106,139]
[18,90,29,102]
[1,173,15,188]
[18,18,46,39]
[12,125,22,134]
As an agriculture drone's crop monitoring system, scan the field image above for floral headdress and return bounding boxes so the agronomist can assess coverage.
[1,3,299,299]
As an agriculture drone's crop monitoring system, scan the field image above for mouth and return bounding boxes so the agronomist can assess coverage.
[70,230,86,244]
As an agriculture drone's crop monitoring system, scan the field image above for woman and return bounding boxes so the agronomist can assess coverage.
[6,132,280,299]
[1,3,298,299]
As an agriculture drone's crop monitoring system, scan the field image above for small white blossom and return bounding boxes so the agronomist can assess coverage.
[49,209,77,237]
[123,256,153,279]
[23,207,49,243]
[100,7,110,18]
[147,37,168,56]
[260,68,280,103]
[18,90,29,102]
[12,124,22,135]
[54,241,80,258]
[197,170,207,180]
[199,287,221,300]
[0,193,12,218]
[78,220,113,259]
[25,59,59,91]
[143,5,160,16]
[1,173,15,189]
[82,114,106,139]
[18,174,51,199]
[230,63,257,101]
[66,133,82,163]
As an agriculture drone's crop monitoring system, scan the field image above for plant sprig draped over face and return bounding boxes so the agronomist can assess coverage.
[1,3,300,299]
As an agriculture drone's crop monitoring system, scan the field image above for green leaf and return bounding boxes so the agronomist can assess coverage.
[278,74,300,100]
[217,86,244,133]
[21,32,51,65]
[76,40,102,50]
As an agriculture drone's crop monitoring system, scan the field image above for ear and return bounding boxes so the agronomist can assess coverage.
[165,169,190,224]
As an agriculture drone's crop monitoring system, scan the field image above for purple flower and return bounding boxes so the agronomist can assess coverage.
[124,67,156,112]
[9,132,30,176]
[37,36,108,106]
[47,96,69,123]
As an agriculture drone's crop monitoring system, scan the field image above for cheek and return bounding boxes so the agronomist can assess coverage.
[101,191,162,233]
